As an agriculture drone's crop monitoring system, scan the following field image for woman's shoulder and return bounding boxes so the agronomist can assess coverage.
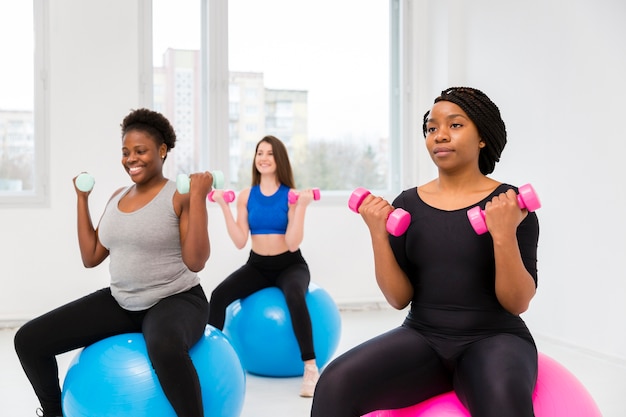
[394,186,419,206]
[493,182,517,194]
[111,186,128,198]
[237,187,252,204]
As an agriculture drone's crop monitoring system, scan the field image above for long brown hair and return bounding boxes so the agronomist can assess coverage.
[251,135,295,188]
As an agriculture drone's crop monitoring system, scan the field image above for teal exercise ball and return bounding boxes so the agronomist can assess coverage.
[61,325,245,417]
[224,283,341,377]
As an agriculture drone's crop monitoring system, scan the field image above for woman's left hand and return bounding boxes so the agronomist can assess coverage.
[188,171,215,197]
[484,189,527,239]
[290,189,315,206]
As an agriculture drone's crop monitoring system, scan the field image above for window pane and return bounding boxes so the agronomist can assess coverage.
[228,1,389,191]
[152,0,201,180]
[0,1,35,194]
[153,1,390,192]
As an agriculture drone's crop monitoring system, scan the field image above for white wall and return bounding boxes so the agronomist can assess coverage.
[0,0,624,366]
[406,0,626,362]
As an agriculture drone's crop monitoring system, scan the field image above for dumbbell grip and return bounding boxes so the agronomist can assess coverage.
[288,188,321,204]
[467,183,541,235]
[176,171,224,194]
[208,189,235,203]
[348,187,410,236]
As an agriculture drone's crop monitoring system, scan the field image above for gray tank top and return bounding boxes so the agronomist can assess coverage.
[98,180,200,311]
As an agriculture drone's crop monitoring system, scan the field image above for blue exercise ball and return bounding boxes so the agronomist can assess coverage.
[61,325,245,417]
[224,283,342,377]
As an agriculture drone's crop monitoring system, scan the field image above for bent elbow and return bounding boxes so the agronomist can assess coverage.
[503,299,531,316]
[385,295,411,310]
[187,261,206,273]
[513,302,530,316]
[182,254,208,273]
[390,301,409,310]
[81,255,101,269]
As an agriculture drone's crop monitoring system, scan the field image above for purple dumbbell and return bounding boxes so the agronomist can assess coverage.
[348,187,411,237]
[207,189,235,203]
[288,188,321,204]
[466,183,541,235]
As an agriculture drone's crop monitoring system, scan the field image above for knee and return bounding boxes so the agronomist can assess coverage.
[489,372,531,400]
[311,361,360,416]
[145,337,187,368]
[463,373,534,415]
[283,290,306,309]
[14,322,36,357]
[281,283,308,305]
[209,287,226,305]
[314,359,351,398]
[13,326,26,356]
[209,284,238,309]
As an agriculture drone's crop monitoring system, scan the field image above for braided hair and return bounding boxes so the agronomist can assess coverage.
[121,108,176,161]
[422,87,507,175]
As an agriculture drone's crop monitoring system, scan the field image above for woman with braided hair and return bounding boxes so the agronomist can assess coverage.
[311,87,539,416]
[15,108,215,417]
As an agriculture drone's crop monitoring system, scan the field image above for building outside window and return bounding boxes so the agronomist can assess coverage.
[153,0,391,193]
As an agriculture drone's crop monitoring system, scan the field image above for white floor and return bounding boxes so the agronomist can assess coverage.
[2,307,624,417]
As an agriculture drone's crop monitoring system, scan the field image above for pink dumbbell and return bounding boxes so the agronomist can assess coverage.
[288,188,321,204]
[466,183,541,235]
[348,187,411,237]
[208,189,235,203]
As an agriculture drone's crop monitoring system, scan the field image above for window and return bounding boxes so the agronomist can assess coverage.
[0,0,48,206]
[153,0,393,193]
[152,0,201,180]
[228,0,390,191]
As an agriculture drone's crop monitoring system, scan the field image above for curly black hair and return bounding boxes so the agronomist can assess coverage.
[121,108,176,159]
[422,87,507,175]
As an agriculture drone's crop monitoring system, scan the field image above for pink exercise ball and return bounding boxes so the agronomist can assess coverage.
[362,353,602,417]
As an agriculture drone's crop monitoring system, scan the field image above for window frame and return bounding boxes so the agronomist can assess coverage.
[200,0,405,200]
[0,0,50,207]
[2,0,409,207]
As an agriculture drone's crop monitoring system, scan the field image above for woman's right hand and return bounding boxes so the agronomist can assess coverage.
[73,173,94,196]
[210,189,230,207]
[357,193,394,238]
[188,171,215,198]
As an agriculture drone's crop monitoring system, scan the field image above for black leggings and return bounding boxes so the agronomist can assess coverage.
[208,249,315,361]
[311,326,537,417]
[14,285,209,417]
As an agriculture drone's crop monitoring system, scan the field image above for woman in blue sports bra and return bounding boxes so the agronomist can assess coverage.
[208,135,320,397]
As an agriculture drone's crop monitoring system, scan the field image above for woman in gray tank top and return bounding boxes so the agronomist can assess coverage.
[15,108,215,417]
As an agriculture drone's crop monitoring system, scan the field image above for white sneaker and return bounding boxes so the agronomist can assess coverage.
[300,364,320,397]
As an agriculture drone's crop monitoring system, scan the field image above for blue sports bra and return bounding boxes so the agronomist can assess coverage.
[247,184,289,235]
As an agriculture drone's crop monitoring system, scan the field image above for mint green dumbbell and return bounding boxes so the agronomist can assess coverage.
[176,171,225,194]
[75,173,95,192]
